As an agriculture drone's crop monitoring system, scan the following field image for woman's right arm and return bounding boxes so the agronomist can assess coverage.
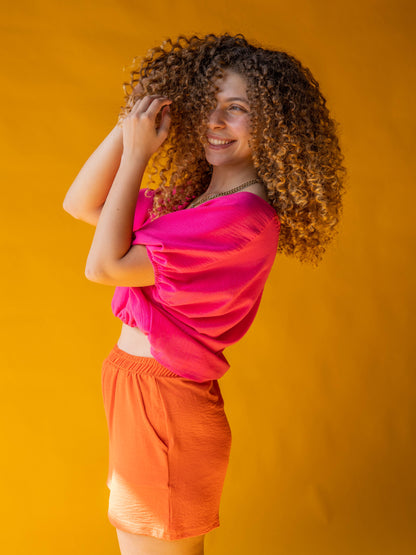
[63,123,124,226]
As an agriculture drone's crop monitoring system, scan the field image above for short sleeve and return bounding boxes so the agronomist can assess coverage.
[131,195,280,317]
[132,188,156,231]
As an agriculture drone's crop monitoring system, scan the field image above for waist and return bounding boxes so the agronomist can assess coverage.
[117,323,154,358]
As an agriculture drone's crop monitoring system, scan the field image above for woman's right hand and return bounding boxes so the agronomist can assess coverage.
[120,95,172,164]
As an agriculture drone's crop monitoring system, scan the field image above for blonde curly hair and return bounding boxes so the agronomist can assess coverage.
[119,33,347,266]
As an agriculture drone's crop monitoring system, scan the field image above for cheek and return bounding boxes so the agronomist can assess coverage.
[238,119,252,142]
[240,125,252,149]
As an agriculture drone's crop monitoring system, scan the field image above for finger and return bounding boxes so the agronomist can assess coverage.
[157,105,171,136]
[130,95,166,115]
[132,82,144,95]
[146,97,172,120]
[129,95,153,114]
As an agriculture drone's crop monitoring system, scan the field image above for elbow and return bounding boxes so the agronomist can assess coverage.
[63,195,80,219]
[85,256,119,285]
[84,264,98,283]
[85,260,107,284]
[63,197,101,225]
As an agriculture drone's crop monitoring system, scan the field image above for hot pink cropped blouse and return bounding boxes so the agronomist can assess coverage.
[112,187,280,382]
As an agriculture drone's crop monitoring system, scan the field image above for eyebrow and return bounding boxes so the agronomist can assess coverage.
[223,96,250,104]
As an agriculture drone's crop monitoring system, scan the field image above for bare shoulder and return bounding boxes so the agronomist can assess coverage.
[246,183,269,202]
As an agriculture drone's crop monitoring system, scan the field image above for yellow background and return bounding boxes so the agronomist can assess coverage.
[1,1,415,553]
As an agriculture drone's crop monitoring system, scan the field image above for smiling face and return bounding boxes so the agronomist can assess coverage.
[203,70,254,172]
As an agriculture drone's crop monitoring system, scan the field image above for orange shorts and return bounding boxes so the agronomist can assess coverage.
[101,344,232,540]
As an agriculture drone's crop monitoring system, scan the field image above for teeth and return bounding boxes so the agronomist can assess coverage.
[208,138,234,145]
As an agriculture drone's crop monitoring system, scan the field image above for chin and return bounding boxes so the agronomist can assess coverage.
[204,147,252,168]
[204,152,241,167]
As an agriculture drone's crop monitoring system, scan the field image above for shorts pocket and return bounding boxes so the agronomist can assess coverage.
[141,376,170,453]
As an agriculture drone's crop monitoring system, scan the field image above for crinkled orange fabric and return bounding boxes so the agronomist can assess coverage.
[101,344,232,540]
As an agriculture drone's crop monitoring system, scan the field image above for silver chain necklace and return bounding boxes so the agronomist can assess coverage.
[187,179,260,209]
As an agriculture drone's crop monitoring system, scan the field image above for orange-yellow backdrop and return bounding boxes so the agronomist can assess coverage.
[1,1,415,554]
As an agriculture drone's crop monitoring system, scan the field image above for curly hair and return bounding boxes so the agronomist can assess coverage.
[119,33,347,266]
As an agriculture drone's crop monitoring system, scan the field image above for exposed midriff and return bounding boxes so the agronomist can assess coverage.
[117,323,154,357]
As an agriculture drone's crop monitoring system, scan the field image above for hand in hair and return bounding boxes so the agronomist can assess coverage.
[120,95,172,163]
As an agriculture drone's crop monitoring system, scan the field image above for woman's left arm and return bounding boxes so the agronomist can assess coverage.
[85,95,171,287]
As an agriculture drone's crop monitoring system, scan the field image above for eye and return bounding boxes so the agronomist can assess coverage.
[229,104,247,113]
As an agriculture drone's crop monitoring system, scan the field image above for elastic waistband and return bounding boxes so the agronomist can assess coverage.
[105,344,181,378]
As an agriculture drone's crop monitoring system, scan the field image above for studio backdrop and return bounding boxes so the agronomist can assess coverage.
[0,1,414,554]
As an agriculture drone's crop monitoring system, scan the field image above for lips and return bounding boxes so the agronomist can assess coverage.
[206,135,236,149]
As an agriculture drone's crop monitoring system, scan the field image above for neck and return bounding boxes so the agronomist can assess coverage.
[206,165,258,194]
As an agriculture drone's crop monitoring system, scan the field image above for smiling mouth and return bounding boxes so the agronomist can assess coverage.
[207,137,236,146]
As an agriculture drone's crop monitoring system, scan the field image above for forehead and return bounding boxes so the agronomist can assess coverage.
[214,70,249,100]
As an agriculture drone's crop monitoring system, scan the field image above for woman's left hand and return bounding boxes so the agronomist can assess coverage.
[120,95,172,163]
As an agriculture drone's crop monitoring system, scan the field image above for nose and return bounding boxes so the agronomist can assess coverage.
[208,107,225,129]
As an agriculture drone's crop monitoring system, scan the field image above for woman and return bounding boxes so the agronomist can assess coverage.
[64,33,345,555]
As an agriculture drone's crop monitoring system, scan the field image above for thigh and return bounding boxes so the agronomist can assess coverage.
[116,528,205,555]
